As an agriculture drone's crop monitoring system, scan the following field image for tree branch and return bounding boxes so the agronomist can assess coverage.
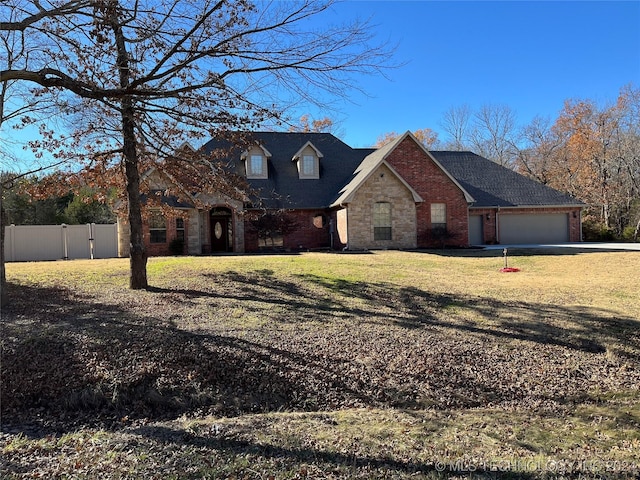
[0,1,89,31]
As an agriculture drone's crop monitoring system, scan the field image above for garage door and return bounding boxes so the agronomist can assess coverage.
[499,213,569,244]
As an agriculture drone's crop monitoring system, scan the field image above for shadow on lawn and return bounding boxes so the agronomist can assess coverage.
[1,272,638,438]
[152,268,636,358]
[127,423,539,479]
[2,280,401,435]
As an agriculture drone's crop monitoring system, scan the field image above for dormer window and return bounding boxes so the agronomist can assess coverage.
[302,155,315,176]
[242,144,271,179]
[249,154,265,177]
[292,141,322,179]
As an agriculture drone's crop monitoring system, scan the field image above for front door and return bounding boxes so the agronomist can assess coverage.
[210,208,232,252]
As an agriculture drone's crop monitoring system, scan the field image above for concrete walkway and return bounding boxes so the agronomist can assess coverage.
[481,242,640,251]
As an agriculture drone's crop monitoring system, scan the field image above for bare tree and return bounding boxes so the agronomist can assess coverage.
[1,6,72,307]
[1,0,391,290]
[516,115,562,185]
[469,104,519,167]
[440,104,471,151]
[614,84,640,239]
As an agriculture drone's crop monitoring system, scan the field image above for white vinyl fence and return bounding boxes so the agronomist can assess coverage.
[4,224,118,262]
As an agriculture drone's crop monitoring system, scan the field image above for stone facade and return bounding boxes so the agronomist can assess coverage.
[196,195,245,254]
[342,163,418,250]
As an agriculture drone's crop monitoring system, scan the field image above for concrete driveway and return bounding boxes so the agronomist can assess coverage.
[481,242,640,251]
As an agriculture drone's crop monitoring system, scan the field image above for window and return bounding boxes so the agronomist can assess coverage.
[176,217,185,242]
[302,155,315,176]
[292,142,322,179]
[243,144,271,179]
[373,202,392,241]
[431,203,447,231]
[313,214,326,229]
[249,154,265,177]
[149,212,166,243]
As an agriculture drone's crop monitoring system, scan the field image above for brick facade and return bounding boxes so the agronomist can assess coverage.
[282,209,331,250]
[145,215,188,257]
[243,209,331,252]
[385,137,470,247]
[469,208,498,245]
[118,133,583,257]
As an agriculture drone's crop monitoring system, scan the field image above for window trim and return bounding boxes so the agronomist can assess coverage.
[373,201,392,241]
[149,211,167,244]
[292,141,322,179]
[176,217,185,242]
[242,145,271,179]
[430,203,447,231]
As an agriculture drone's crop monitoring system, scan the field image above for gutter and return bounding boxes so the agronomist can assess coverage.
[491,204,585,210]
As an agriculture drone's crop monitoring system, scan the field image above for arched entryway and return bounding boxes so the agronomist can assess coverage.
[210,207,233,252]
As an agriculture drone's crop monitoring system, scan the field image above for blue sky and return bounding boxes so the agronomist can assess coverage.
[3,1,639,172]
[315,0,640,147]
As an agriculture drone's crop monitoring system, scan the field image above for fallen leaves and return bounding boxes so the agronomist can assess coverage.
[1,253,639,478]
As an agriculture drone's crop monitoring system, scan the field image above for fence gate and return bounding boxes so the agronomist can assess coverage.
[4,224,118,262]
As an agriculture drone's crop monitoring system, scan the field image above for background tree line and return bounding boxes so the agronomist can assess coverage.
[5,81,639,242]
[1,174,115,225]
[376,84,640,241]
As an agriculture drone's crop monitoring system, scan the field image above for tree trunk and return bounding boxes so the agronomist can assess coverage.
[112,4,148,289]
[123,101,148,289]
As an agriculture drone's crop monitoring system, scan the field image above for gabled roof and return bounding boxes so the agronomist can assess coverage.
[332,131,472,207]
[200,131,583,211]
[202,132,368,209]
[241,143,272,159]
[139,166,196,208]
[331,136,423,206]
[291,140,324,161]
[431,151,585,207]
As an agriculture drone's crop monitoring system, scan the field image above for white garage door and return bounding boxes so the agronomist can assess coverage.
[499,213,569,244]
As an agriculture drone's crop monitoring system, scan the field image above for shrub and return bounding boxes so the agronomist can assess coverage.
[169,237,185,255]
[622,225,639,242]
[582,221,615,241]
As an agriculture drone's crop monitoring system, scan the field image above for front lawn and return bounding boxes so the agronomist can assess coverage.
[2,250,639,478]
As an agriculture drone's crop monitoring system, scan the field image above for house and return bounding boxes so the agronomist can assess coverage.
[117,131,584,256]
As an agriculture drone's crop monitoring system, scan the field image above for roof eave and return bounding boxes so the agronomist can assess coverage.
[470,203,586,209]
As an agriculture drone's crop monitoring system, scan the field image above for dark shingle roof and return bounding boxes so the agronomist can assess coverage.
[430,151,584,207]
[201,133,582,210]
[202,132,369,209]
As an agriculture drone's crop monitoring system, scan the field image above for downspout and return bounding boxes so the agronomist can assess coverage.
[579,209,583,241]
[329,217,334,250]
[495,206,500,243]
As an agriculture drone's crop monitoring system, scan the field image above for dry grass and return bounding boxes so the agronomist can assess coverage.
[2,249,639,478]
